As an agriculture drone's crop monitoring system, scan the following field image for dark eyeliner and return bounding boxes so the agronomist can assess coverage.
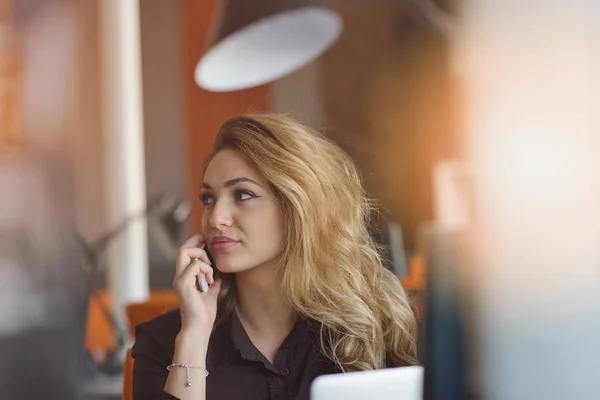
[235,189,258,201]
[199,192,213,205]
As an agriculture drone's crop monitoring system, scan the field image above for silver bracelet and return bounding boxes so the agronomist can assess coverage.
[167,363,209,387]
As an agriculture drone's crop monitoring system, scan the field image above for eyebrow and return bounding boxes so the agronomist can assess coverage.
[200,177,262,191]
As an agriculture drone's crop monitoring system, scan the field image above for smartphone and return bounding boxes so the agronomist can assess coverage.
[196,242,217,292]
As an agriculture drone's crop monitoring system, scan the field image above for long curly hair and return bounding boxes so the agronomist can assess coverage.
[204,114,418,370]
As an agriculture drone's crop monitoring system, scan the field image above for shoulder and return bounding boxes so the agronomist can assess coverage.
[131,309,181,361]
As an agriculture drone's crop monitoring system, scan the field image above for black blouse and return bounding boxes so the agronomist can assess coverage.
[131,309,341,400]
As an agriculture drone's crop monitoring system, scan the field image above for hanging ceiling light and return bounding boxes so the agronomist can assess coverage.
[195,0,342,92]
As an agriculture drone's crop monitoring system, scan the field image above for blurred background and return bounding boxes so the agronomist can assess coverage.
[1,0,599,399]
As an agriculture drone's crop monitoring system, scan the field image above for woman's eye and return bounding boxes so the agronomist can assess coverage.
[236,190,256,201]
[200,194,214,205]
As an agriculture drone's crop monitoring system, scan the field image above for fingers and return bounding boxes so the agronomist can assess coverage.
[182,234,204,248]
[176,246,211,277]
[185,259,214,283]
[196,259,215,285]
[173,259,214,292]
[177,247,211,266]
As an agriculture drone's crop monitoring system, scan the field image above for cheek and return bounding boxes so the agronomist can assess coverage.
[201,212,209,234]
[259,207,285,246]
[240,203,284,244]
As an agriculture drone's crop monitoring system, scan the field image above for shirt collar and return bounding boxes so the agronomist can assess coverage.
[206,309,318,369]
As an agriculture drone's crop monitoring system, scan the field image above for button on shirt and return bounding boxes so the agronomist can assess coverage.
[131,310,341,400]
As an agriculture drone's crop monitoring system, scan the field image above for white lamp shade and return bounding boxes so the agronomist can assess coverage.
[195,6,342,92]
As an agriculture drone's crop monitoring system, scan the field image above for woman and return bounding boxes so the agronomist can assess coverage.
[132,114,418,400]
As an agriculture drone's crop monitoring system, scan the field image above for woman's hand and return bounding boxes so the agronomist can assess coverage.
[173,234,222,335]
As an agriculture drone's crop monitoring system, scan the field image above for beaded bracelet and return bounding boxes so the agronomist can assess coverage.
[167,363,209,387]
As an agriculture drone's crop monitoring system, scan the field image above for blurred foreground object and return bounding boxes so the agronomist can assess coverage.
[0,1,90,398]
[0,0,21,151]
[422,160,473,400]
[195,0,342,91]
[456,0,600,398]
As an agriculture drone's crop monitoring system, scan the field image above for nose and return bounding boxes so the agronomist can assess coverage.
[207,199,233,228]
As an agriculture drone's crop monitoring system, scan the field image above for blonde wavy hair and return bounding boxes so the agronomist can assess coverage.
[205,114,418,371]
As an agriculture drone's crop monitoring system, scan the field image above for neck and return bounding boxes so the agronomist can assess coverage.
[234,264,296,336]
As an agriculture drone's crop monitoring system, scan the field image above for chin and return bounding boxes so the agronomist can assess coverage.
[213,254,254,274]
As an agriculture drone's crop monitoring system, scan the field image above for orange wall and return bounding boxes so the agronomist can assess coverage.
[182,0,269,232]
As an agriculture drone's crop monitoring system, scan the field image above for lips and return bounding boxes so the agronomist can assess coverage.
[212,236,238,245]
[211,236,239,251]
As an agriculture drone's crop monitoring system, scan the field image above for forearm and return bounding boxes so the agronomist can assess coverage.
[164,330,210,400]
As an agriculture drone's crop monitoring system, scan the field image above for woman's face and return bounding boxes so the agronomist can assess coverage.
[200,149,285,274]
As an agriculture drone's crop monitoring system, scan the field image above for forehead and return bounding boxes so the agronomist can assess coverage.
[204,149,264,184]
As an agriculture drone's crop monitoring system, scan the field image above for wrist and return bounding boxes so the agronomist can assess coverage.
[178,323,211,339]
[175,329,210,352]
